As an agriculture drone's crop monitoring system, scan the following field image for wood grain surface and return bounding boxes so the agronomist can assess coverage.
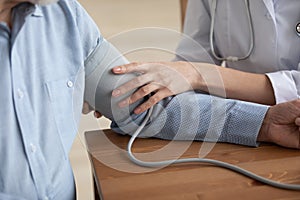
[85,129,300,200]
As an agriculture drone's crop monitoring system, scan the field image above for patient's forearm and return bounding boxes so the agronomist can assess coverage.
[111,91,268,147]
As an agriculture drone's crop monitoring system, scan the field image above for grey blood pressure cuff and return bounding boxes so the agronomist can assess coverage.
[84,40,144,124]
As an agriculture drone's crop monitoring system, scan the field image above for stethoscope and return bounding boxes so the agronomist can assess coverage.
[210,0,300,62]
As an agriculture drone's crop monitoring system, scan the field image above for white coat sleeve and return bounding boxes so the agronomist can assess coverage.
[266,68,300,103]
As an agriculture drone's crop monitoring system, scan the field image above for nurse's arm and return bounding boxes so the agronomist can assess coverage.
[193,63,276,105]
[111,61,275,115]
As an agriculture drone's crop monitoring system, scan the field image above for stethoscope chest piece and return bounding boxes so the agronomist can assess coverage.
[296,22,300,36]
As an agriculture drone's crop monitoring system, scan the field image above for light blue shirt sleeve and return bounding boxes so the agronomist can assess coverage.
[111,92,268,147]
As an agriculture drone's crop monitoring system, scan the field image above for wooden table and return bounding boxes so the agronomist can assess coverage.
[85,129,300,200]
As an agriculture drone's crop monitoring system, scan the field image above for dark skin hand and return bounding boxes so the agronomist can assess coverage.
[258,99,300,149]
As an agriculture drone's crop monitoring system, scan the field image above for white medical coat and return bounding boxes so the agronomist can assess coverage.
[175,0,300,103]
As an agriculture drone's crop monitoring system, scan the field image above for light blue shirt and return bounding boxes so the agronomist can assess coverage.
[0,1,104,199]
[1,0,270,199]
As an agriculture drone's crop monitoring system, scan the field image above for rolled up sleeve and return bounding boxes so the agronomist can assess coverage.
[266,69,300,104]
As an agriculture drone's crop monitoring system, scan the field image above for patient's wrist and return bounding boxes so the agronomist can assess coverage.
[257,108,271,143]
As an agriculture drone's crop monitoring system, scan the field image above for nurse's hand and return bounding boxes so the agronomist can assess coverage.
[112,61,201,114]
[257,100,300,149]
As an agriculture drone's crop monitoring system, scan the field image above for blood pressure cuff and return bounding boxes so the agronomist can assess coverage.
[84,39,144,123]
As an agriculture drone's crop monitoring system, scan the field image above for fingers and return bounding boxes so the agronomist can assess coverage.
[118,83,161,108]
[294,117,300,149]
[112,74,151,97]
[133,88,171,114]
[82,101,92,114]
[296,117,300,135]
[130,83,161,104]
[296,117,300,126]
[94,111,102,118]
[82,102,102,118]
[295,118,300,134]
[112,62,145,74]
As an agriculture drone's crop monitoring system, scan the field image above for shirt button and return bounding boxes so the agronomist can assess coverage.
[17,89,24,99]
[67,80,73,88]
[30,143,37,153]
[44,196,49,200]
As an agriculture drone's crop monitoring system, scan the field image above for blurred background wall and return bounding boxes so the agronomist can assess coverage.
[70,1,182,199]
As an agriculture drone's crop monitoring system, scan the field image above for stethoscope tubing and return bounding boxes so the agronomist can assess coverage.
[209,0,254,62]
